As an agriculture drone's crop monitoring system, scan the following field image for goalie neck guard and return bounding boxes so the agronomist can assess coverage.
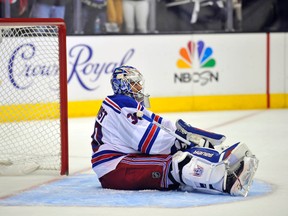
[111,66,150,107]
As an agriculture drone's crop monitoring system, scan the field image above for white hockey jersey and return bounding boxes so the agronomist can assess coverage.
[91,94,176,178]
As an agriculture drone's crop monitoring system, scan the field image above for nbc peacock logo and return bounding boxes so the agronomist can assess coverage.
[174,40,219,85]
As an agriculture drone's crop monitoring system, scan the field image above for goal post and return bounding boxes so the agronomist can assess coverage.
[0,18,68,175]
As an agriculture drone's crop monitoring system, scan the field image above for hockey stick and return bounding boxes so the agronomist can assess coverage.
[136,111,191,145]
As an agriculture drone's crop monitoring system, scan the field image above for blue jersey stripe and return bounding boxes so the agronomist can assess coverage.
[145,126,161,153]
[92,155,123,168]
[103,100,121,114]
[138,123,161,154]
[91,150,125,168]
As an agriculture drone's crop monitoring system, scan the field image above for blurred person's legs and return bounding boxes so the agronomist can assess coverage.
[82,5,96,34]
[115,0,123,31]
[0,3,3,17]
[31,3,65,18]
[123,0,135,33]
[30,3,51,18]
[107,0,123,25]
[51,6,65,18]
[134,0,149,33]
[107,0,117,23]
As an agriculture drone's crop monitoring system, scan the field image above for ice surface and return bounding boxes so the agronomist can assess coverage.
[0,109,287,216]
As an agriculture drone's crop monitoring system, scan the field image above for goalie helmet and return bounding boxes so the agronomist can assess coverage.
[111,66,150,107]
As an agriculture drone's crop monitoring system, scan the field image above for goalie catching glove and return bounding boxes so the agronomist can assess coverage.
[174,119,226,149]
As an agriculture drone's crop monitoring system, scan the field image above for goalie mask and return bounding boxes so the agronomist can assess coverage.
[111,66,150,107]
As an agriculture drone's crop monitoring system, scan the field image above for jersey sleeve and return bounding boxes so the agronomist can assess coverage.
[144,109,176,132]
[139,109,177,154]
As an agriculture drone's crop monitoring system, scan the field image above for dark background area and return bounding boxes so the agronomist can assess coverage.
[0,0,287,35]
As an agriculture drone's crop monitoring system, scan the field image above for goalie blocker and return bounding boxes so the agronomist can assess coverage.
[170,142,259,197]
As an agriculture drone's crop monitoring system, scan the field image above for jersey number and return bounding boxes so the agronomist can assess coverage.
[97,106,107,123]
[127,112,138,124]
[94,106,107,145]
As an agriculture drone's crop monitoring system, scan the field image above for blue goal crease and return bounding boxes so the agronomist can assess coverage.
[0,174,273,208]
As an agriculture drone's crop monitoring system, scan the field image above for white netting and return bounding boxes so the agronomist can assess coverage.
[0,25,63,174]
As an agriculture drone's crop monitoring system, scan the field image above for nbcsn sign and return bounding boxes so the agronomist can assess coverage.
[174,40,219,86]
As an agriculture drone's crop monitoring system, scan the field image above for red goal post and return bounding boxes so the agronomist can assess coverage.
[0,18,68,175]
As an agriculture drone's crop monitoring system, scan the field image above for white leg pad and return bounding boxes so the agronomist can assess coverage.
[171,151,227,194]
[170,151,191,184]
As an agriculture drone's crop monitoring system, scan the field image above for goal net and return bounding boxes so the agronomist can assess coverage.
[0,18,68,175]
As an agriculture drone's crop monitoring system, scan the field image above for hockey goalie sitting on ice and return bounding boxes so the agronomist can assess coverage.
[90,65,259,197]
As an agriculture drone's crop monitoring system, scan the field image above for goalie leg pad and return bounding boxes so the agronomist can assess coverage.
[170,151,227,194]
[170,143,259,196]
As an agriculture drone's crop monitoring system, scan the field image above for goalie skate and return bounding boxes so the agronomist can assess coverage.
[176,119,226,146]
[224,155,259,197]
